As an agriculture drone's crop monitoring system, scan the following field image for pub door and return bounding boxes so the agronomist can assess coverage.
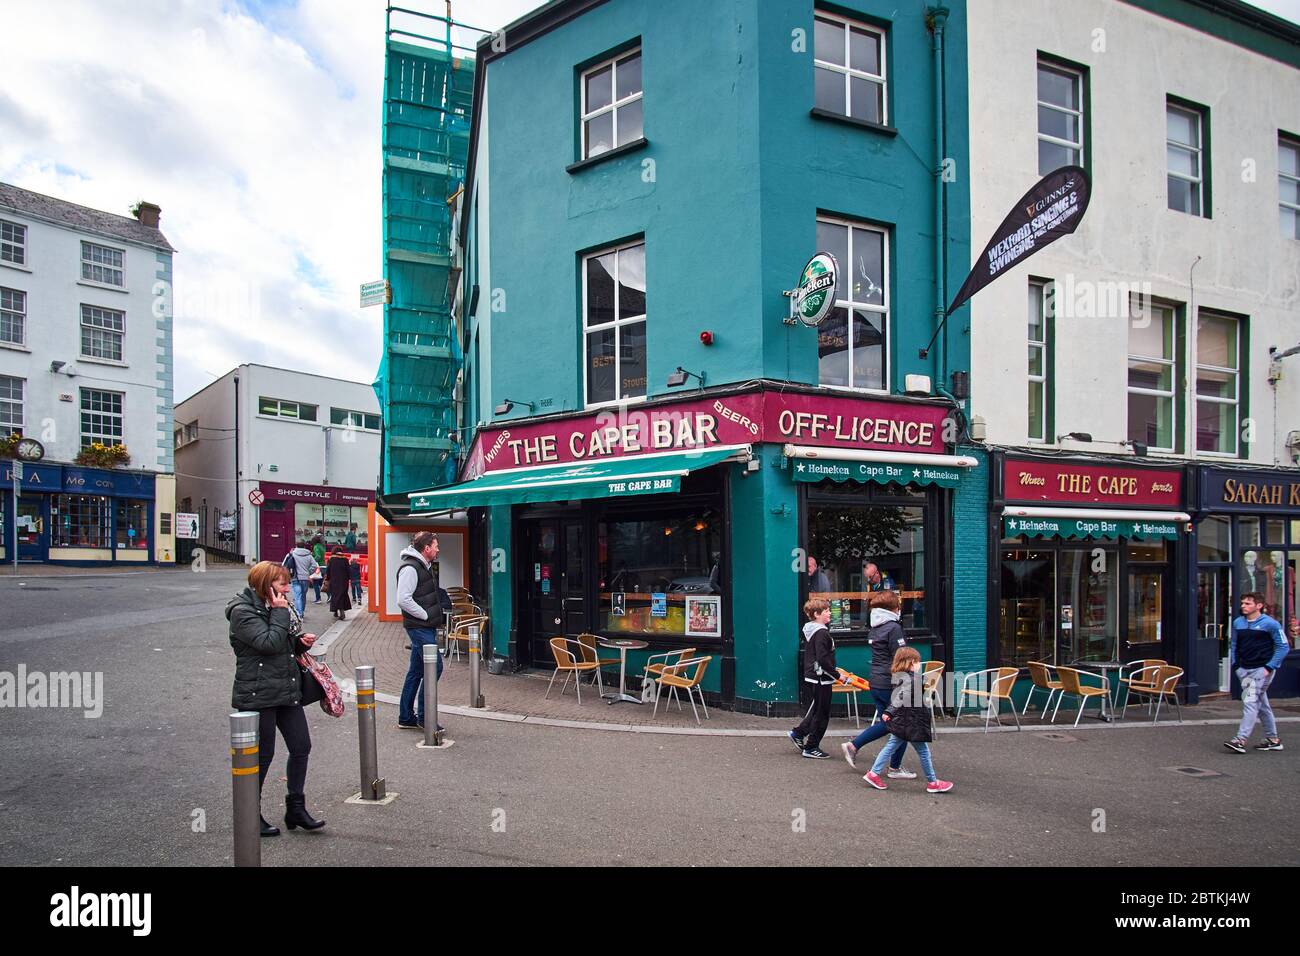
[521,517,588,668]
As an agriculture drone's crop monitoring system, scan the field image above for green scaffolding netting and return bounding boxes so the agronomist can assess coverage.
[378,28,476,495]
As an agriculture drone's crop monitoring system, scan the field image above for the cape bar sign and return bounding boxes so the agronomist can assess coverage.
[786,253,838,327]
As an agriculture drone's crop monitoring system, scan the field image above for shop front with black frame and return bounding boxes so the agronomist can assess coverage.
[512,466,732,701]
[794,463,957,697]
[988,451,1192,704]
[1192,465,1300,700]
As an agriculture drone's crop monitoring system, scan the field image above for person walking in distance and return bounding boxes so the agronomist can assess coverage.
[227,561,326,835]
[349,554,363,605]
[396,532,453,731]
[310,537,326,604]
[326,549,352,621]
[1224,592,1288,753]
[788,597,848,759]
[283,540,319,617]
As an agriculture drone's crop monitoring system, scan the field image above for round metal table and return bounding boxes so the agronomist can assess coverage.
[599,638,648,705]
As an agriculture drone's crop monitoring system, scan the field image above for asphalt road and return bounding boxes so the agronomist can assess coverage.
[1,568,1296,867]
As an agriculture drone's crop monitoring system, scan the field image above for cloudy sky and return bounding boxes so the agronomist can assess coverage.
[2,0,1297,405]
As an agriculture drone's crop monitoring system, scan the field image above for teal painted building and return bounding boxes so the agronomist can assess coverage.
[398,0,990,715]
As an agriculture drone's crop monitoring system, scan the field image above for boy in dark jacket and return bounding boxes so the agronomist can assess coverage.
[789,598,846,758]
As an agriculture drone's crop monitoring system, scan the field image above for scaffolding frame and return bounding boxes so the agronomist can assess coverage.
[377,3,484,494]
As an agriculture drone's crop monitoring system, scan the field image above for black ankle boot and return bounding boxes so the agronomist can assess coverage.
[260,814,281,837]
[284,794,325,831]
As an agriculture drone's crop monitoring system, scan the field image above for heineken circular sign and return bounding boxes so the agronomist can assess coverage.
[793,253,838,327]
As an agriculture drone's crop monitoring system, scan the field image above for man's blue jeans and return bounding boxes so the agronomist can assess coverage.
[291,580,308,616]
[850,688,907,769]
[399,627,443,725]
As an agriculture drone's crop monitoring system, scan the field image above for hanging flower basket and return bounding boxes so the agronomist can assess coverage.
[75,443,132,468]
[0,432,20,459]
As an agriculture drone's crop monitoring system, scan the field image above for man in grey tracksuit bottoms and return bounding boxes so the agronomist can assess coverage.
[396,531,453,730]
[1224,591,1288,753]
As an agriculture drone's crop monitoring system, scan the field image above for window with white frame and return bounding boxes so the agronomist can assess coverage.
[80,304,125,361]
[1037,59,1084,174]
[0,375,23,435]
[1196,311,1240,456]
[1127,303,1178,452]
[81,241,124,286]
[584,240,646,405]
[1027,281,1051,442]
[1167,102,1206,216]
[80,388,123,448]
[813,11,887,125]
[1,287,25,346]
[330,408,381,431]
[580,48,642,160]
[815,217,888,391]
[258,397,318,422]
[1280,136,1300,240]
[1,220,26,266]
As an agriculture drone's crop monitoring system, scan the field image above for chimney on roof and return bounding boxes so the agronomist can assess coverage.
[133,201,161,229]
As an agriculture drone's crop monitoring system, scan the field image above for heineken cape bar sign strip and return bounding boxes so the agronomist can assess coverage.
[792,458,962,488]
[1003,516,1180,541]
[946,166,1091,317]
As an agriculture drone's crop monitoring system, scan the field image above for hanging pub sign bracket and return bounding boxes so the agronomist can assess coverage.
[783,252,838,327]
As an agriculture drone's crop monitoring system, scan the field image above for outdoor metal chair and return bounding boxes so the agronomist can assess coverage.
[953,666,1022,731]
[651,656,712,725]
[922,660,945,721]
[544,637,604,703]
[1121,664,1184,723]
[447,614,488,663]
[1054,666,1112,727]
[640,648,697,701]
[576,632,622,684]
[1022,661,1063,719]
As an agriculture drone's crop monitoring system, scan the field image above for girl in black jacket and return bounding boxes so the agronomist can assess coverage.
[862,647,954,793]
[228,561,327,836]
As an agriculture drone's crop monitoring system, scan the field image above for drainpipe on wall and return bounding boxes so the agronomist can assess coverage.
[929,6,950,390]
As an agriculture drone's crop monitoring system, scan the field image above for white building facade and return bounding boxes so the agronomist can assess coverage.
[0,182,176,564]
[966,0,1300,699]
[174,364,381,564]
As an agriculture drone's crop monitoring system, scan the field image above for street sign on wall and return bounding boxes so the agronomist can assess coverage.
[360,280,391,308]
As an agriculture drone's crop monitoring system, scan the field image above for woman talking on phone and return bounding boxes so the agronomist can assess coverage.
[227,561,327,836]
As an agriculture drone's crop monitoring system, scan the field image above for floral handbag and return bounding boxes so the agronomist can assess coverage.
[299,653,345,717]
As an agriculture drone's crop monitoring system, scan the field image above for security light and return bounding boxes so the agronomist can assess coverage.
[50,361,66,373]
[495,399,534,416]
[1057,432,1093,442]
[666,367,705,388]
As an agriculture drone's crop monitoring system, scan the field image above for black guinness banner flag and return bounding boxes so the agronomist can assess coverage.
[947,165,1091,316]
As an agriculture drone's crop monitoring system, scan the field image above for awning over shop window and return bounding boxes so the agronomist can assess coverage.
[1001,507,1190,541]
[406,445,751,514]
[784,444,978,488]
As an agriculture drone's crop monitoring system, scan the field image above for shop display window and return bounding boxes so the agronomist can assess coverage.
[115,499,149,550]
[596,508,722,639]
[1196,514,1230,563]
[293,503,369,552]
[51,494,111,549]
[805,485,927,632]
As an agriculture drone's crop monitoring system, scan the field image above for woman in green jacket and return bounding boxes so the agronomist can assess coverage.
[228,561,326,836]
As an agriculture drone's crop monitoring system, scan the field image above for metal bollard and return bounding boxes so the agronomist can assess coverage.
[468,623,485,708]
[229,711,261,868]
[355,665,386,800]
[423,643,443,746]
